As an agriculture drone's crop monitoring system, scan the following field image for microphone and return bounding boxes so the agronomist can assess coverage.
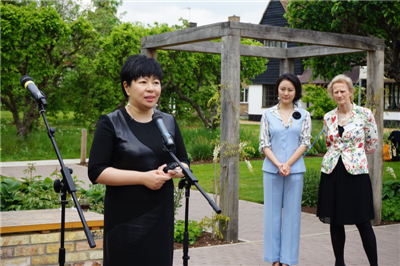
[152,112,175,149]
[20,75,47,106]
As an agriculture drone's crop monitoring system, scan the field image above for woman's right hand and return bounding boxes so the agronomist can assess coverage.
[143,165,172,190]
[279,163,290,177]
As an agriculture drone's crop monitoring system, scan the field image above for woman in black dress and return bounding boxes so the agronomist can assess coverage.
[88,55,189,265]
[317,74,379,266]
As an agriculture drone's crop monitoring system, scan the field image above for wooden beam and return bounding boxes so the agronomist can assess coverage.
[159,41,287,59]
[232,22,385,51]
[287,45,366,59]
[280,59,294,75]
[159,41,221,54]
[220,29,241,243]
[141,38,157,59]
[240,45,286,59]
[366,50,385,226]
[141,22,227,49]
[142,20,384,53]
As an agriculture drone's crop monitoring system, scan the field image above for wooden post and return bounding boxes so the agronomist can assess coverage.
[141,37,157,59]
[366,50,384,226]
[80,129,87,164]
[219,22,241,242]
[279,58,294,75]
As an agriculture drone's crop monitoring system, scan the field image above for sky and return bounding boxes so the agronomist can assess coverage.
[117,0,271,27]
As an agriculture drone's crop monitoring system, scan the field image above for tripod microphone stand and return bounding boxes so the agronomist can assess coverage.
[21,76,96,266]
[38,103,96,266]
[162,145,221,266]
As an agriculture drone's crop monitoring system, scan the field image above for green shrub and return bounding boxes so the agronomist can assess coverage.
[302,169,321,207]
[382,194,400,221]
[310,137,321,153]
[1,177,22,211]
[187,135,214,161]
[302,84,336,119]
[305,146,318,156]
[174,220,204,245]
[316,137,327,153]
[382,180,400,200]
[81,184,106,214]
[199,214,230,240]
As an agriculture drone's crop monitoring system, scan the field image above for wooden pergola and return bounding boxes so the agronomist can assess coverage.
[141,17,385,242]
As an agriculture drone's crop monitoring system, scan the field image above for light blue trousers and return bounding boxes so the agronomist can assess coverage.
[263,172,303,265]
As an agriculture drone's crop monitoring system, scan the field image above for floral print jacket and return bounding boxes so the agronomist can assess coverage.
[321,103,378,175]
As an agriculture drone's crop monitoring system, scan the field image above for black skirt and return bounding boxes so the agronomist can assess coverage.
[317,157,375,225]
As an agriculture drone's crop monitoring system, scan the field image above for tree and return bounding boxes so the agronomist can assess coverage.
[61,21,177,128]
[160,38,267,129]
[0,2,97,137]
[66,20,267,130]
[285,1,400,84]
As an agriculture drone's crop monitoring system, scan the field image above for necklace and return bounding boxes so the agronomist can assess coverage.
[337,106,352,122]
[278,103,293,126]
[125,103,153,123]
[338,112,351,122]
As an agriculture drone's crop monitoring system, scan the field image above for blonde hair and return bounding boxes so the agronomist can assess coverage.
[327,74,354,103]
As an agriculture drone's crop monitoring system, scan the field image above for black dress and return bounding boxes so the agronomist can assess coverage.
[88,108,189,266]
[317,126,375,225]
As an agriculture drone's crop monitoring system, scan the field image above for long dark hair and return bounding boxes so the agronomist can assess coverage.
[275,73,303,103]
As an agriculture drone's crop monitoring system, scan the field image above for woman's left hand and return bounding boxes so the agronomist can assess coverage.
[279,163,291,177]
[164,163,189,179]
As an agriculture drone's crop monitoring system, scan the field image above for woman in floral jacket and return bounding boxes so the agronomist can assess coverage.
[317,74,378,266]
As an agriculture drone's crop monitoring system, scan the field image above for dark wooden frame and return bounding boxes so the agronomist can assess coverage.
[141,20,385,241]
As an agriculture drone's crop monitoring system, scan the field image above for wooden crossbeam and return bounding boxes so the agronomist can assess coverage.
[159,41,286,59]
[141,23,227,49]
[287,45,365,58]
[142,21,384,52]
[234,22,384,51]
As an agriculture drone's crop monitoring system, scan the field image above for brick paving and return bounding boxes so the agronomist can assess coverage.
[175,190,400,266]
[1,160,399,265]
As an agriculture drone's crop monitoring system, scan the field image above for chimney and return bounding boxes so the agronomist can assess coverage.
[228,15,240,22]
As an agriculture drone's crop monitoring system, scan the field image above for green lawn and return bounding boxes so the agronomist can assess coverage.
[190,157,399,204]
[2,110,398,205]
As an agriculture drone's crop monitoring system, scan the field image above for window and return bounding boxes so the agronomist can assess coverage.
[262,84,278,108]
[240,88,248,103]
[385,83,400,111]
[263,40,287,48]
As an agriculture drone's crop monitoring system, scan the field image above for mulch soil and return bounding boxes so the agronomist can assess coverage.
[174,232,233,250]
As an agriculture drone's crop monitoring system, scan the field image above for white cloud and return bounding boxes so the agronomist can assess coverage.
[118,1,268,27]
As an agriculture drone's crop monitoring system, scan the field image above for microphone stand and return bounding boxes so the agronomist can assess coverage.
[36,101,96,266]
[162,145,221,266]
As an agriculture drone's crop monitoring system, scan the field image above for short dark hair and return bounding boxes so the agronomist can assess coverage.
[275,73,303,103]
[120,55,163,98]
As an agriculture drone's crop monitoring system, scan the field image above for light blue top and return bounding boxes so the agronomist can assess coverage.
[259,104,311,174]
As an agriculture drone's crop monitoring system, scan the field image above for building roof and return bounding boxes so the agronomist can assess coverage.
[298,66,360,85]
[259,0,288,24]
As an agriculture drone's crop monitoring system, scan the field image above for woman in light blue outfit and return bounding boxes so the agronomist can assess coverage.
[259,73,311,266]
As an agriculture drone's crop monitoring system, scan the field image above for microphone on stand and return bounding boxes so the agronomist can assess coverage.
[20,75,47,106]
[152,112,175,149]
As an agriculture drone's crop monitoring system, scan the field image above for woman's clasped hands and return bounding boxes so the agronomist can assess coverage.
[279,162,290,177]
[144,164,186,190]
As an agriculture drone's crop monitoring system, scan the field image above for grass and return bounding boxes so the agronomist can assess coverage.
[1,110,262,162]
[1,111,93,161]
[190,157,399,204]
[2,110,398,203]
